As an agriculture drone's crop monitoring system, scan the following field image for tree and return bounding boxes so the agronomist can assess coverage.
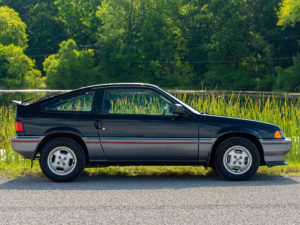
[43,39,97,89]
[278,0,300,26]
[25,2,67,71]
[255,0,300,71]
[179,0,212,84]
[0,1,67,71]
[0,0,38,18]
[0,6,42,89]
[198,0,277,90]
[275,0,300,91]
[96,0,195,88]
[55,0,101,44]
[0,6,27,48]
[275,55,300,91]
[0,0,299,91]
[0,44,42,89]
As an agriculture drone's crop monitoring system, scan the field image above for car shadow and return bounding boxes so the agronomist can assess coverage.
[0,175,299,190]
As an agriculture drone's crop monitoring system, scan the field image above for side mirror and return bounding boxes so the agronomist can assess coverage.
[173,104,185,115]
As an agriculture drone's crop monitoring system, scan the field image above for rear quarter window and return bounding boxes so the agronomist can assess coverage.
[43,91,95,112]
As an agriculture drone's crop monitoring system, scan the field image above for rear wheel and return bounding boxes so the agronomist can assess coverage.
[214,137,260,181]
[39,138,86,182]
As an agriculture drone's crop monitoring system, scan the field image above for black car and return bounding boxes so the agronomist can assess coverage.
[11,83,292,182]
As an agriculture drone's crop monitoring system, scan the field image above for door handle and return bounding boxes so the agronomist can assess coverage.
[94,120,99,129]
[94,120,104,129]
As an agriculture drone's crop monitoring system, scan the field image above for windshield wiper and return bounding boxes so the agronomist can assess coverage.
[200,111,208,114]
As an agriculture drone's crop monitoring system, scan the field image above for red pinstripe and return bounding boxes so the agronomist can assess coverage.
[87,141,214,145]
[11,140,40,143]
[262,142,292,145]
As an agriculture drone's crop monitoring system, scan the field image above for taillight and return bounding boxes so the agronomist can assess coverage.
[15,122,23,132]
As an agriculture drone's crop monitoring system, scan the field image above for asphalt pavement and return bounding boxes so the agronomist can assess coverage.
[0,175,299,225]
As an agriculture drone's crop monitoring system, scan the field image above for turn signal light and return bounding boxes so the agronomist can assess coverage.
[15,122,23,132]
[274,130,283,139]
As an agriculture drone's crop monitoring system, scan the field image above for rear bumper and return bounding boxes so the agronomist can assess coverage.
[11,136,44,159]
[259,138,292,166]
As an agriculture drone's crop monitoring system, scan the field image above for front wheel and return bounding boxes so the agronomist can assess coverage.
[39,138,86,182]
[214,137,260,181]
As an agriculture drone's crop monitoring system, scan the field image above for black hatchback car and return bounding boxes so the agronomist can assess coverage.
[11,83,291,182]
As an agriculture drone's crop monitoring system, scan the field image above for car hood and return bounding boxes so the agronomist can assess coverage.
[196,114,281,139]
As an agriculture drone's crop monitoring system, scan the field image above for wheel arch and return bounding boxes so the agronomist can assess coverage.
[208,132,265,167]
[33,133,89,163]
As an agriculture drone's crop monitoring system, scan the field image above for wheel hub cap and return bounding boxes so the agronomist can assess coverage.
[47,146,77,176]
[223,145,252,175]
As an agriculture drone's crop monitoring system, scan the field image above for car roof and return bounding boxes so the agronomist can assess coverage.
[88,83,160,90]
[67,83,161,93]
[28,83,161,105]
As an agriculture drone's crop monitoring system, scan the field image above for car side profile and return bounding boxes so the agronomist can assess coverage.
[11,83,292,182]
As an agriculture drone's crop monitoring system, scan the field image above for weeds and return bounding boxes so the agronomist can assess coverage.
[0,92,299,176]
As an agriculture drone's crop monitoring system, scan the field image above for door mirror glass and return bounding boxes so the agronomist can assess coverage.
[173,104,185,115]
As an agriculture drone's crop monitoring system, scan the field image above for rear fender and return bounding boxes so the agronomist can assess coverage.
[43,127,83,137]
[33,128,84,161]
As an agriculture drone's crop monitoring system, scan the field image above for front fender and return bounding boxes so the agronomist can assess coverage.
[216,126,263,139]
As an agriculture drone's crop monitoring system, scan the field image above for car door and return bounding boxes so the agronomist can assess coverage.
[97,87,199,161]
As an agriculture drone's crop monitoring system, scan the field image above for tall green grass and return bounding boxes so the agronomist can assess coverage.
[179,93,300,162]
[0,93,299,167]
[0,106,34,168]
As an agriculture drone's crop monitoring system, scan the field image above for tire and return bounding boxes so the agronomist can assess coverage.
[214,137,260,181]
[39,138,86,182]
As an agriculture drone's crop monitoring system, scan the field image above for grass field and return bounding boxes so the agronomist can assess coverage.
[0,92,299,177]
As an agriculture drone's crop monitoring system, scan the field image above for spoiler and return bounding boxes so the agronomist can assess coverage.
[12,100,29,106]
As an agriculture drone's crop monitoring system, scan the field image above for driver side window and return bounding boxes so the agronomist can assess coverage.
[103,88,174,115]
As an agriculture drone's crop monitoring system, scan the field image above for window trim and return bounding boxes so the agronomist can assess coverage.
[100,87,177,116]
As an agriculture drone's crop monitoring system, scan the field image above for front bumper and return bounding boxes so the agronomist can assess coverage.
[259,138,292,166]
[11,136,44,159]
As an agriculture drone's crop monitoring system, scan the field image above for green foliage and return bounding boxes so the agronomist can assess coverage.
[55,0,101,43]
[0,6,27,48]
[0,44,42,89]
[44,39,97,89]
[0,6,42,89]
[1,93,299,165]
[275,55,300,91]
[276,0,300,92]
[25,2,67,71]
[200,0,275,90]
[96,0,195,88]
[0,0,299,91]
[278,0,300,26]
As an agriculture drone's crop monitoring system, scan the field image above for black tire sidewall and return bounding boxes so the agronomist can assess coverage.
[39,138,86,182]
[214,137,260,181]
